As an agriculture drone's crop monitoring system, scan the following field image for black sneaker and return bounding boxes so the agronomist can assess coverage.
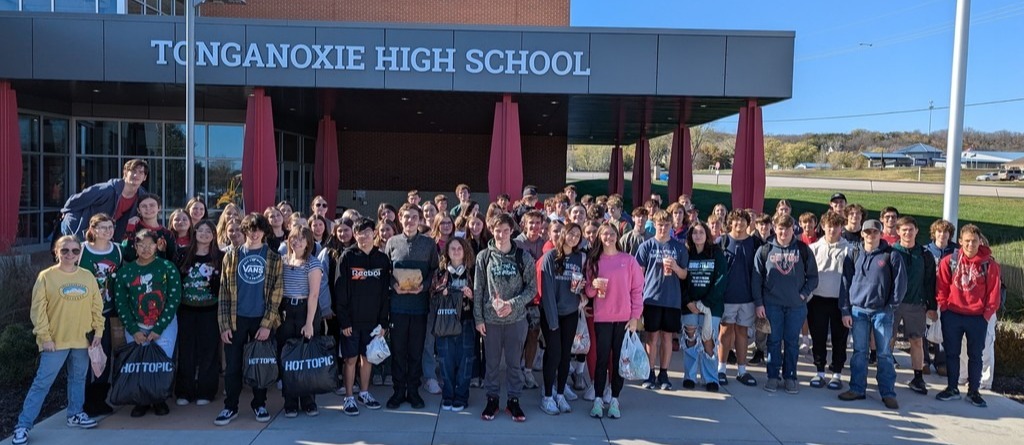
[304,403,319,417]
[386,390,406,409]
[869,350,878,365]
[706,382,720,392]
[737,373,757,387]
[718,372,729,386]
[657,373,673,391]
[908,378,928,395]
[86,402,114,417]
[130,405,149,418]
[358,392,382,410]
[214,408,238,426]
[152,402,170,416]
[749,350,765,365]
[481,396,500,421]
[343,396,360,416]
[966,391,987,407]
[407,390,426,409]
[936,387,961,401]
[641,370,657,389]
[506,397,526,422]
[253,406,271,423]
[682,379,696,390]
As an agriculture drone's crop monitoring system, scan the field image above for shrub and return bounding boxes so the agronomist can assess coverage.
[995,321,1024,377]
[0,323,38,386]
[992,242,1024,321]
[0,255,36,327]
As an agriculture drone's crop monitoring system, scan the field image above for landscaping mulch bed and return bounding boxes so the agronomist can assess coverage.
[0,372,67,441]
[993,374,1024,404]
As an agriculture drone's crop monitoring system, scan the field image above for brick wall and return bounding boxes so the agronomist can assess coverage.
[203,0,570,26]
[338,131,566,194]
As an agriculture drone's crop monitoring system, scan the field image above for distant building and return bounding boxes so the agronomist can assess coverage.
[934,150,1024,170]
[894,143,943,166]
[795,162,831,170]
[860,152,914,168]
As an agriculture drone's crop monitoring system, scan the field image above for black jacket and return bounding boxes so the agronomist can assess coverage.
[334,246,392,330]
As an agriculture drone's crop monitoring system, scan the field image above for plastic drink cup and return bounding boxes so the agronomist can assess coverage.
[594,277,609,298]
[662,253,673,276]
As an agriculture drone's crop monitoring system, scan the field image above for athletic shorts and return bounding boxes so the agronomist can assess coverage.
[721,302,756,328]
[642,304,682,333]
[340,327,375,359]
[894,303,928,339]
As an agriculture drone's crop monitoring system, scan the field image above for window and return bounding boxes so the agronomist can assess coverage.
[19,114,70,246]
[54,0,98,13]
[22,0,52,12]
[78,120,119,156]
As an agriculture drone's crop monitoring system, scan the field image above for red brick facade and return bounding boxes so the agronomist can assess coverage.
[203,0,570,26]
[338,131,566,193]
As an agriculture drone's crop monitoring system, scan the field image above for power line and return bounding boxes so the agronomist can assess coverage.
[713,97,1024,125]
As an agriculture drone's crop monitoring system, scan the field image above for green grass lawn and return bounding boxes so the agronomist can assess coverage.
[765,167,1024,187]
[574,178,1024,317]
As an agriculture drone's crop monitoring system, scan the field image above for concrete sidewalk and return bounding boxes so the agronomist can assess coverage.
[5,348,1023,445]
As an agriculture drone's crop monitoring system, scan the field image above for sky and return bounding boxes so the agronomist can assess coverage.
[571,0,1024,135]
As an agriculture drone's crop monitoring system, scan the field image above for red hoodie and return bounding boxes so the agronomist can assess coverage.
[936,245,1002,320]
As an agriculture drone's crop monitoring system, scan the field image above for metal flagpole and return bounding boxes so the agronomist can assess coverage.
[942,0,971,230]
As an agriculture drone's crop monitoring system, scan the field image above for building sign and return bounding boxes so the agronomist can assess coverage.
[151,40,591,76]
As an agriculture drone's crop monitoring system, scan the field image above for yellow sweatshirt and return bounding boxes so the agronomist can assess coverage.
[30,265,104,351]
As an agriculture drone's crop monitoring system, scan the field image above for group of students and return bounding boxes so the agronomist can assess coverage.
[10,159,1004,444]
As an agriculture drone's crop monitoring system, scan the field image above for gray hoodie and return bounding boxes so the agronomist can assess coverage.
[473,240,537,326]
[539,249,585,328]
[752,239,819,308]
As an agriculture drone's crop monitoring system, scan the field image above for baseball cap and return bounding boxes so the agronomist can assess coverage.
[830,192,847,202]
[523,186,538,197]
[861,219,883,233]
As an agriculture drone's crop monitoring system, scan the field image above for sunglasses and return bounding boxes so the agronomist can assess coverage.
[315,203,328,208]
[60,248,82,255]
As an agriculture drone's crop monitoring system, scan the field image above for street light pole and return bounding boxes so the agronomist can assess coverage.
[185,0,199,201]
[928,100,934,134]
[942,0,971,230]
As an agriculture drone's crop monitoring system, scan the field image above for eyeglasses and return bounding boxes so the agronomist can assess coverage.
[315,203,328,208]
[59,248,82,255]
[94,225,114,231]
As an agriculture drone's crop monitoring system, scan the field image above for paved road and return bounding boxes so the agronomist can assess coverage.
[7,349,1023,445]
[567,172,1024,198]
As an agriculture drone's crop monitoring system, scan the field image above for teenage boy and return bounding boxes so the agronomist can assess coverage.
[336,218,392,415]
[407,190,421,206]
[808,211,854,390]
[879,207,900,246]
[474,213,537,422]
[718,210,762,385]
[935,224,1002,408]
[838,219,906,410]
[60,158,148,240]
[514,210,547,390]
[214,214,283,426]
[842,204,865,245]
[618,207,651,256]
[891,216,937,395]
[635,210,689,391]
[924,219,957,375]
[514,186,542,222]
[563,185,578,205]
[607,196,631,235]
[798,213,819,245]
[752,213,773,244]
[384,204,440,410]
[434,194,449,215]
[753,214,818,394]
[449,184,472,218]
[829,193,847,215]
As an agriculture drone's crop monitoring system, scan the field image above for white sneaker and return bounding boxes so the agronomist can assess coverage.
[66,412,97,429]
[563,384,579,401]
[12,427,27,445]
[424,378,442,395]
[196,399,211,406]
[555,394,572,413]
[589,398,604,418]
[606,397,621,419]
[602,385,612,404]
[540,396,560,415]
[176,398,190,406]
[583,384,596,401]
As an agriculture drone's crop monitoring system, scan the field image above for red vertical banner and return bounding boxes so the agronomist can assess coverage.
[731,99,766,212]
[314,115,340,219]
[242,88,278,214]
[632,135,651,209]
[750,102,766,213]
[488,94,523,203]
[608,145,624,197]
[667,125,693,202]
[732,105,751,211]
[0,82,22,252]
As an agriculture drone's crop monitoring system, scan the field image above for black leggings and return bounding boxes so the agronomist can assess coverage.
[594,321,626,398]
[541,311,578,397]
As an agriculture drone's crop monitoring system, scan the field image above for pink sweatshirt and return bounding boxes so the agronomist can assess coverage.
[586,252,644,323]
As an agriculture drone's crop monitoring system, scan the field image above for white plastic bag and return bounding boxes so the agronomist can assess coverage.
[571,312,591,354]
[926,311,943,345]
[619,330,650,381]
[366,324,391,365]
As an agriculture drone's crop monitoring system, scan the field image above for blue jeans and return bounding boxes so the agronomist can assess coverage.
[850,307,896,398]
[435,319,477,404]
[17,349,89,430]
[765,303,807,381]
[124,317,178,358]
[681,314,720,383]
[941,310,987,392]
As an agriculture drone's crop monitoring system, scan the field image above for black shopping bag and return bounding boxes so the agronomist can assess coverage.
[280,336,338,397]
[243,339,279,389]
[431,292,463,338]
[108,343,174,406]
